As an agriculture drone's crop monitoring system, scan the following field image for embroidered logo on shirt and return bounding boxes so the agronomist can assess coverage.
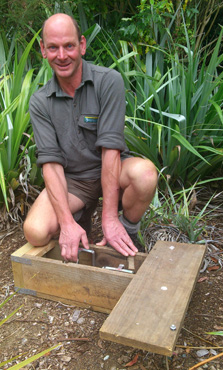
[84,116,98,123]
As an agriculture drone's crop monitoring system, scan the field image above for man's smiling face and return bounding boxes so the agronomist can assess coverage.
[40,14,86,81]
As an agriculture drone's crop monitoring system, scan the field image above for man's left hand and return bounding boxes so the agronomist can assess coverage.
[96,217,138,256]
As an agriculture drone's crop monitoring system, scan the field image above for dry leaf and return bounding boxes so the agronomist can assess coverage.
[97,339,104,349]
[208,266,220,271]
[211,257,218,263]
[61,355,71,362]
[198,276,208,283]
[139,364,147,370]
[124,354,139,367]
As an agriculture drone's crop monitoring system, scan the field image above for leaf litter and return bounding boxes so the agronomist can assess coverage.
[1,198,223,369]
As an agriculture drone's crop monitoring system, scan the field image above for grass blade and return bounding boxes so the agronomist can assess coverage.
[0,304,23,327]
[7,343,62,370]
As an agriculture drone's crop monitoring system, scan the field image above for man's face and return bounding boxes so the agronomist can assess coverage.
[40,16,86,81]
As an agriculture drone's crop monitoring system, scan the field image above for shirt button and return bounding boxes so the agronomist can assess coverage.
[74,103,76,107]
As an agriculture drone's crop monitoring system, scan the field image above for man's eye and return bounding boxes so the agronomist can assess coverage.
[67,44,74,49]
[49,46,56,50]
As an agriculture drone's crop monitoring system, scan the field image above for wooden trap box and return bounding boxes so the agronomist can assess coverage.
[11,240,206,356]
[11,241,146,313]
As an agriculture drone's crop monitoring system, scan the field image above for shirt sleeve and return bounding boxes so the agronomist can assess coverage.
[95,69,127,151]
[29,92,66,167]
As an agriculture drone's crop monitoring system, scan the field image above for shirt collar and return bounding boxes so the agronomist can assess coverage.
[45,59,94,97]
[81,59,94,84]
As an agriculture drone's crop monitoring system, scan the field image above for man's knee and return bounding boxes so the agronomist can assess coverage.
[23,216,52,247]
[126,158,157,192]
[141,160,158,189]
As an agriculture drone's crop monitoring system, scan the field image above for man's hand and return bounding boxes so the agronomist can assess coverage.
[59,221,89,262]
[96,217,138,256]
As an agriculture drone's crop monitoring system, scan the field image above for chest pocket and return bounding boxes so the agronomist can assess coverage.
[78,114,99,151]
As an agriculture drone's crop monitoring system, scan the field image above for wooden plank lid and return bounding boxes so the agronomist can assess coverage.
[100,240,206,355]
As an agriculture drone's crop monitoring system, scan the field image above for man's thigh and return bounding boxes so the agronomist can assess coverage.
[66,177,102,211]
[25,178,102,231]
[26,187,84,233]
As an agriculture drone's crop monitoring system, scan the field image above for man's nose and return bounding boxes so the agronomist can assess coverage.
[57,47,66,59]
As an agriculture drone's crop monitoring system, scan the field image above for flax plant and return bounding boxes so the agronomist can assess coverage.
[0,31,51,211]
[103,24,223,187]
[141,175,223,244]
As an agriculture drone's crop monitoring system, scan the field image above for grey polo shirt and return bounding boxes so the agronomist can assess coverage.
[29,59,129,180]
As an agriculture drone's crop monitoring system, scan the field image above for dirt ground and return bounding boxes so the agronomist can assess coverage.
[1,207,223,370]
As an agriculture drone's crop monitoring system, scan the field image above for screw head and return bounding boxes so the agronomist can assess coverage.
[170,324,176,331]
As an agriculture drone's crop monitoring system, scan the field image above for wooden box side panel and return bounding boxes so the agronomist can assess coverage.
[11,261,24,289]
[11,241,56,259]
[12,256,133,313]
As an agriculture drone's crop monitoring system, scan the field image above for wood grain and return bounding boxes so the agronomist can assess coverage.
[100,241,206,355]
[11,241,56,258]
[12,254,133,312]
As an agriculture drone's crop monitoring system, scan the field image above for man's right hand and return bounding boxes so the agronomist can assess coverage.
[59,221,89,262]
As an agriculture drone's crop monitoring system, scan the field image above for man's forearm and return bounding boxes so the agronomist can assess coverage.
[42,162,89,261]
[101,148,121,220]
[42,162,74,226]
[99,148,137,256]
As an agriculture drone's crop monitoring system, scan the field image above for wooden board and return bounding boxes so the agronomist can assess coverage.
[100,240,206,355]
[12,241,56,258]
[11,242,146,313]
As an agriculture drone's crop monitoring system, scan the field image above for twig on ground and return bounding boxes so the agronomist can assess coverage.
[188,351,223,370]
[165,356,169,370]
[182,327,217,346]
[57,337,91,342]
[176,345,223,349]
[191,313,223,319]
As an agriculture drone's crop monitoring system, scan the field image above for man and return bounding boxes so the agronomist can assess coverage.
[23,13,157,262]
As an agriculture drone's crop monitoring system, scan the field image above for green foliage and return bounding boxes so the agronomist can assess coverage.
[119,0,174,45]
[2,344,61,369]
[142,177,222,243]
[206,331,223,336]
[102,20,223,186]
[117,0,223,56]
[71,0,139,31]
[0,31,51,211]
[0,0,48,43]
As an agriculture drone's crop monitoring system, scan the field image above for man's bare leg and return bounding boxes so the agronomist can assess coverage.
[23,188,85,246]
[119,157,157,244]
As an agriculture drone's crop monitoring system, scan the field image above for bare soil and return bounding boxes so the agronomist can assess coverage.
[1,209,223,370]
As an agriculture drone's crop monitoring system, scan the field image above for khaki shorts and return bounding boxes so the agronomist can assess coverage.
[66,177,102,210]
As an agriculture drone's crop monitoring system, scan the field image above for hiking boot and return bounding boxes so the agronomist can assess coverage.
[128,232,146,253]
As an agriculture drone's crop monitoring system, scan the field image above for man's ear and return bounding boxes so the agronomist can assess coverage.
[80,35,87,56]
[40,39,47,59]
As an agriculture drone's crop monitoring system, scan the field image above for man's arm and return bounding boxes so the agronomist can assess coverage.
[98,148,137,256]
[42,162,89,261]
